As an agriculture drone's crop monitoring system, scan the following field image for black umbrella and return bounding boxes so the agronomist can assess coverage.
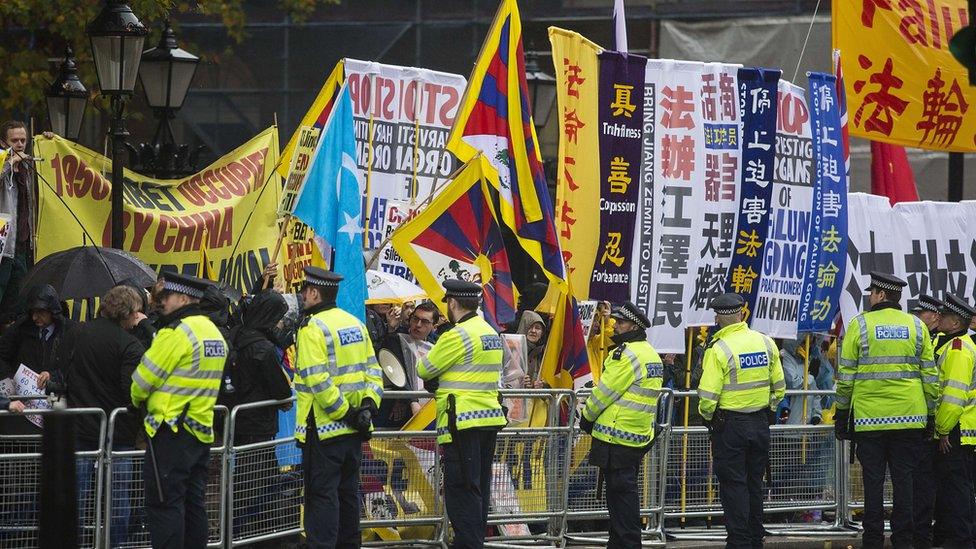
[22,246,157,301]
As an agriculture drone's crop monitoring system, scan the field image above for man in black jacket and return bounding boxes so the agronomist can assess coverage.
[62,285,146,547]
[227,289,292,540]
[0,284,76,435]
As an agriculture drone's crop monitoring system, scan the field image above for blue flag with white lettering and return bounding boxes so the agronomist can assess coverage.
[292,84,366,322]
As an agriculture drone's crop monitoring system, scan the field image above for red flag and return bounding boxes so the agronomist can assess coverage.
[870,141,919,205]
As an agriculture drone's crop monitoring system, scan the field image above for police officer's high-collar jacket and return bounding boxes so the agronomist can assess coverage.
[837,300,937,433]
[583,328,664,448]
[417,310,506,444]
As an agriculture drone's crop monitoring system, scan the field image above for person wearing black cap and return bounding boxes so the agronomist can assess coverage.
[926,294,976,549]
[417,279,507,549]
[910,293,943,548]
[836,272,937,549]
[911,294,943,335]
[578,301,663,548]
[697,292,785,549]
[130,273,229,549]
[293,266,383,549]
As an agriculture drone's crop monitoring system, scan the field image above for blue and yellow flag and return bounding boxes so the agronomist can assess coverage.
[446,0,566,291]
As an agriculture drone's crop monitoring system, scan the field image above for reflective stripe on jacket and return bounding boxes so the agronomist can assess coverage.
[583,339,663,448]
[294,307,382,444]
[935,334,976,443]
[418,313,506,444]
[131,315,227,443]
[697,322,785,420]
[836,306,937,432]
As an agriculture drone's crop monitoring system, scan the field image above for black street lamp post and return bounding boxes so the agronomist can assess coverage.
[524,52,557,134]
[86,0,148,249]
[45,47,89,142]
[135,20,200,179]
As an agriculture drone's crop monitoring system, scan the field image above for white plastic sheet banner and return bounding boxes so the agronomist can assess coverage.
[344,59,467,281]
[750,80,815,339]
[840,193,976,328]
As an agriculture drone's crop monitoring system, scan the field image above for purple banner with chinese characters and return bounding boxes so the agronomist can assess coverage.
[725,68,780,320]
[798,72,848,333]
[593,52,645,302]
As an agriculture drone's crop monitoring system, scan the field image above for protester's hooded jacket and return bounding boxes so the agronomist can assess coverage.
[0,284,76,434]
[516,310,548,382]
[63,316,146,447]
[226,290,292,438]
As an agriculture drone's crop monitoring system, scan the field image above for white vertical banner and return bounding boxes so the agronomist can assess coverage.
[750,80,815,339]
[645,60,706,353]
[344,59,467,281]
[685,62,743,327]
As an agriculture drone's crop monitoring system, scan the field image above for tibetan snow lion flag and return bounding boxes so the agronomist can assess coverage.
[390,155,516,330]
[446,0,566,292]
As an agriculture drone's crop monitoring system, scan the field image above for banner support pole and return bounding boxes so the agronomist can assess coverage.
[264,215,292,290]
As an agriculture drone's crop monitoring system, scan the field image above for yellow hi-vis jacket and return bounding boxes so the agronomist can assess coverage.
[293,306,382,444]
[131,313,227,444]
[583,335,663,448]
[837,304,937,432]
[934,333,976,443]
[418,312,506,444]
[697,322,785,420]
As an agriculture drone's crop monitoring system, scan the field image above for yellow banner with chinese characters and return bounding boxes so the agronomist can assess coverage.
[549,27,603,299]
[833,0,976,151]
[33,129,281,293]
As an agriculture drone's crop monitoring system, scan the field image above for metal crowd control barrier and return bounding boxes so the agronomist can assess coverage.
[563,388,674,548]
[2,387,873,547]
[662,390,851,542]
[103,405,229,549]
[0,407,106,549]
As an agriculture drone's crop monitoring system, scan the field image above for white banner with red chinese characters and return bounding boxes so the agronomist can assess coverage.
[840,193,976,330]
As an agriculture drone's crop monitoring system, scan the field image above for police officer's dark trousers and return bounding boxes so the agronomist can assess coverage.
[711,410,768,549]
[933,428,974,549]
[856,429,921,549]
[589,438,645,548]
[302,428,362,549]
[443,428,498,549]
[144,426,210,549]
[913,439,938,549]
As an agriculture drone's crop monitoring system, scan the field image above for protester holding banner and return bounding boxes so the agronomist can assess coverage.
[0,120,37,314]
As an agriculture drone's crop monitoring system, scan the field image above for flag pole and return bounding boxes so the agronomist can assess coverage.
[363,74,377,239]
[264,215,292,289]
[364,152,482,270]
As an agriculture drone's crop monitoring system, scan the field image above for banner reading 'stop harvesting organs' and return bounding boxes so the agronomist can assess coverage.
[34,129,280,293]
[344,59,467,282]
[833,0,976,152]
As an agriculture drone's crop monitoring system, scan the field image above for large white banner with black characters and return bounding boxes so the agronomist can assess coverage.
[841,193,976,329]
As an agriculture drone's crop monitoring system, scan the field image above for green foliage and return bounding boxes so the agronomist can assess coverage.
[0,0,338,119]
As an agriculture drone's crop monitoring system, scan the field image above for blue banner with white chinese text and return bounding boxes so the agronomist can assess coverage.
[798,72,848,333]
[725,68,780,320]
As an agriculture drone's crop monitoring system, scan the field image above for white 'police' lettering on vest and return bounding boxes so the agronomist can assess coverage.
[203,340,226,358]
[338,327,365,345]
[481,335,503,351]
[647,363,663,377]
[738,351,769,369]
[875,325,910,340]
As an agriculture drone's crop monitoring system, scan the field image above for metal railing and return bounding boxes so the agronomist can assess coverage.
[0,388,879,548]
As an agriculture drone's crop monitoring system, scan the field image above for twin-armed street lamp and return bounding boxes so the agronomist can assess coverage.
[45,0,199,249]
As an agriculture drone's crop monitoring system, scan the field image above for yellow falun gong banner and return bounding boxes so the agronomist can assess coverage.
[833,0,976,152]
[33,128,281,291]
